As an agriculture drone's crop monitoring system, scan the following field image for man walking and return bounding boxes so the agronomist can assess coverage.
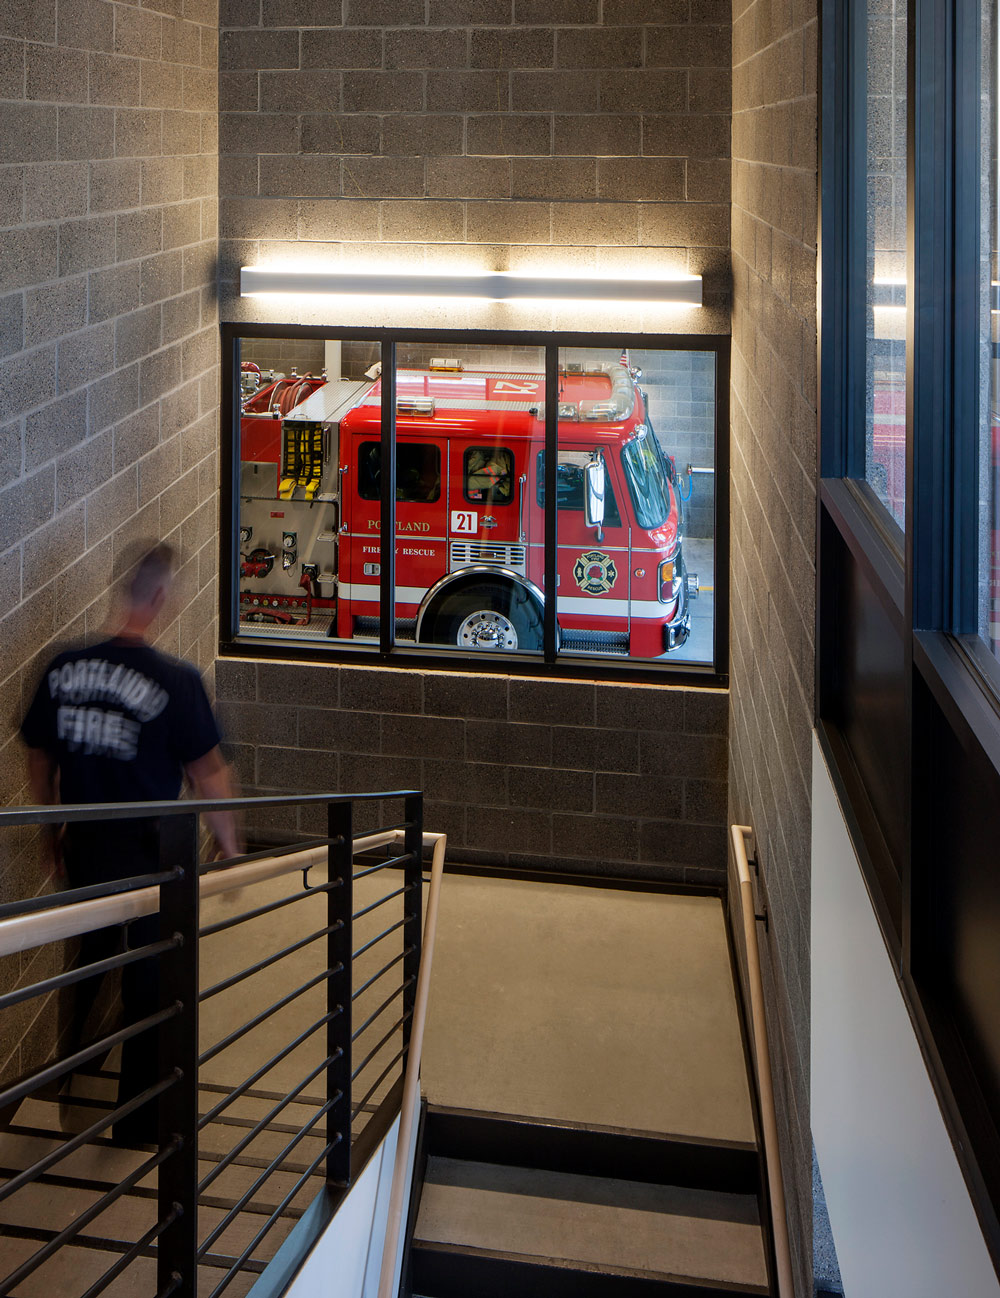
[21,542,239,1143]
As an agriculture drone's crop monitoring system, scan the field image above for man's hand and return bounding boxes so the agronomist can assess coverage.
[185,746,242,860]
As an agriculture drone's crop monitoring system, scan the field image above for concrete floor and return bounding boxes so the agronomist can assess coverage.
[420,872,754,1144]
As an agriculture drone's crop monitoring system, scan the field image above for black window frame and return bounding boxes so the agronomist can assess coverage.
[820,0,1000,1268]
[221,324,730,686]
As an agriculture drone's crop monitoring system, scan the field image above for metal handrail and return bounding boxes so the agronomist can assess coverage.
[377,829,448,1298]
[731,824,794,1298]
[0,828,412,958]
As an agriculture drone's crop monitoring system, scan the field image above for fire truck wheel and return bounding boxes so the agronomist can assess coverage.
[434,583,542,652]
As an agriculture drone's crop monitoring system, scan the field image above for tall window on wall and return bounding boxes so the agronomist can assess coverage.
[224,328,728,679]
[983,0,1000,657]
[865,0,907,528]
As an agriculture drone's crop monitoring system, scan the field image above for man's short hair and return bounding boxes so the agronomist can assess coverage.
[129,544,175,606]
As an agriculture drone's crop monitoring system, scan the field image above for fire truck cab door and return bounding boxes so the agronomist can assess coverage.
[535,447,630,632]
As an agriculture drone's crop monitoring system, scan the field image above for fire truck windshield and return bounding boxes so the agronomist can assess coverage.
[622,434,670,531]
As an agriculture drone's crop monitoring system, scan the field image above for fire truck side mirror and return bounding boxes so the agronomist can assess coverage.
[584,455,606,541]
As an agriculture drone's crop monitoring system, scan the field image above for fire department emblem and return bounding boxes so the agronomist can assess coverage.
[574,550,618,595]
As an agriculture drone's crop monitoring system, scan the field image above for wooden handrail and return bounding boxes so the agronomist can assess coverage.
[376,829,447,1298]
[0,829,411,960]
[731,824,795,1298]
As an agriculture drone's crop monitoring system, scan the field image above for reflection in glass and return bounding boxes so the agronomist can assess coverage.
[237,337,381,644]
[865,0,907,526]
[555,347,715,664]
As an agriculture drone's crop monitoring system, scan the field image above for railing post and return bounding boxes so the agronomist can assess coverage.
[157,812,200,1298]
[327,799,353,1186]
[402,795,423,1060]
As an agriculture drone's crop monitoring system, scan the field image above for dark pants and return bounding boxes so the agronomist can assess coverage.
[63,820,162,1144]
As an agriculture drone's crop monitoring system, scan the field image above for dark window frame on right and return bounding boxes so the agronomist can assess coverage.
[820,0,1000,1271]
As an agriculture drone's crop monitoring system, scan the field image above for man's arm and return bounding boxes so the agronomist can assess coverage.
[185,746,241,859]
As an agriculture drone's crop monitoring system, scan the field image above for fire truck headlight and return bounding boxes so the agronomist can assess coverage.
[658,558,675,603]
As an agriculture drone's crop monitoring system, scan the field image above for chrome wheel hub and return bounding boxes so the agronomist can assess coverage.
[456,610,518,650]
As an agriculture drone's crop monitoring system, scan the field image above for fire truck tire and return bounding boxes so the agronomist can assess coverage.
[432,583,542,652]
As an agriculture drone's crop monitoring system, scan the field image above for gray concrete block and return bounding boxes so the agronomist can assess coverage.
[551,811,639,861]
[296,707,380,754]
[116,209,164,263]
[509,765,593,813]
[599,69,687,113]
[553,114,641,157]
[55,428,112,508]
[473,806,552,854]
[596,770,683,819]
[22,501,87,597]
[220,110,300,154]
[87,50,140,106]
[301,28,383,68]
[426,69,500,112]
[557,26,643,68]
[687,157,730,203]
[550,202,638,246]
[89,263,143,325]
[161,289,201,344]
[0,37,24,99]
[23,278,85,352]
[24,389,87,470]
[86,361,139,434]
[382,713,465,760]
[115,303,164,367]
[597,156,685,201]
[111,404,160,474]
[343,70,424,113]
[301,113,379,155]
[552,723,639,773]
[432,0,511,22]
[163,16,202,67]
[0,167,23,228]
[139,247,185,303]
[471,27,553,68]
[218,69,258,112]
[162,107,202,155]
[512,158,595,200]
[141,156,185,205]
[261,0,342,22]
[423,757,508,804]
[644,113,730,158]
[510,70,599,112]
[339,750,421,795]
[88,157,141,211]
[56,321,115,395]
[380,198,464,241]
[385,28,467,69]
[259,153,342,197]
[467,114,551,156]
[114,6,163,60]
[0,465,54,552]
[378,113,458,156]
[344,0,425,24]
[341,155,424,199]
[638,201,729,248]
[603,0,688,20]
[162,199,202,250]
[427,157,510,200]
[0,0,56,43]
[466,200,551,245]
[113,107,163,158]
[0,294,23,360]
[508,678,595,726]
[141,60,184,110]
[56,0,114,51]
[639,730,727,781]
[26,41,89,103]
[341,665,422,714]
[0,344,56,421]
[689,68,730,113]
[1,103,58,165]
[639,818,726,871]
[298,197,380,241]
[467,719,551,767]
[220,28,299,70]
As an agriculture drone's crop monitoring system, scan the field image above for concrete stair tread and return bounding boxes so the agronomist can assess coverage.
[414,1157,768,1290]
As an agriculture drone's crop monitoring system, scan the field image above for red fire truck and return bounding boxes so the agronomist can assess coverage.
[237,359,698,657]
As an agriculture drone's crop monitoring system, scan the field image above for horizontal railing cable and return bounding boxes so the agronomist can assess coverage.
[0,869,179,922]
[351,1046,406,1123]
[0,1002,179,1112]
[351,882,414,922]
[199,923,343,1001]
[350,1010,412,1082]
[199,969,343,1066]
[0,1070,179,1205]
[351,853,413,881]
[207,1133,344,1298]
[198,1096,339,1258]
[0,1137,181,1291]
[199,877,340,939]
[198,1059,340,1195]
[79,1208,181,1298]
[199,836,337,877]
[351,978,413,1043]
[0,936,179,1015]
[352,914,412,962]
[197,1017,340,1131]
[351,947,413,1003]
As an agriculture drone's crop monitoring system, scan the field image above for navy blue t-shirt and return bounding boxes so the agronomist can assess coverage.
[21,639,221,807]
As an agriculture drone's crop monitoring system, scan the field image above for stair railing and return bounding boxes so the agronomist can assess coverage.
[0,789,428,1298]
[731,823,795,1298]
[376,828,448,1298]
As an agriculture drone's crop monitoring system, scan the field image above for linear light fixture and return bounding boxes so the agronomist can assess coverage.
[239,266,703,306]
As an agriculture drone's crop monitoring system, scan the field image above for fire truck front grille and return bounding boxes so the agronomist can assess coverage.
[449,542,527,574]
[560,629,630,656]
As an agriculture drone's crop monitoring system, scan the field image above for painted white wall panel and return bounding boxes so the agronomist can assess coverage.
[811,733,1000,1298]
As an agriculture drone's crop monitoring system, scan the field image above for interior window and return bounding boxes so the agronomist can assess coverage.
[358,441,441,502]
[464,446,514,503]
[536,450,623,527]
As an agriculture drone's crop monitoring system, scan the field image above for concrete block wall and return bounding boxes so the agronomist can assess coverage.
[217,0,732,337]
[216,658,729,885]
[0,0,220,1084]
[730,0,818,1290]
